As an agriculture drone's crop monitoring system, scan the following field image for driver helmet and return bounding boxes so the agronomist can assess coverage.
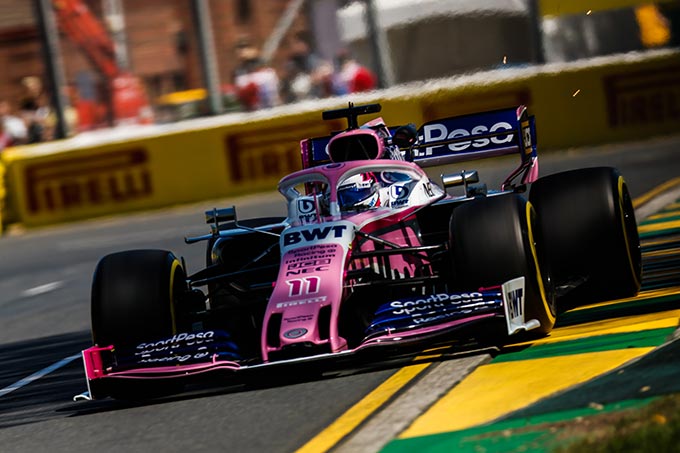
[337,173,381,211]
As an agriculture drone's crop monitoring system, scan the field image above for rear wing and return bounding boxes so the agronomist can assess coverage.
[412,106,536,167]
[300,135,332,169]
[413,105,538,188]
[300,105,538,187]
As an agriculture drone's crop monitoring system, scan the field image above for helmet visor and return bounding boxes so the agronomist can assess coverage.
[338,182,377,209]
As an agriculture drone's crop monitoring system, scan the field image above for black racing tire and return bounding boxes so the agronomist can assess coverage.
[90,249,187,400]
[449,194,556,335]
[91,249,187,349]
[529,167,641,308]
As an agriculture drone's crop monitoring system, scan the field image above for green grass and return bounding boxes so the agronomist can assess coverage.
[557,394,680,452]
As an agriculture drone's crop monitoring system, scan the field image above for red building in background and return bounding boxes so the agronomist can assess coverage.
[0,0,311,128]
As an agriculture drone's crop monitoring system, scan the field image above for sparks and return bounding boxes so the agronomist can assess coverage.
[572,89,581,97]
[503,55,507,64]
[586,10,592,15]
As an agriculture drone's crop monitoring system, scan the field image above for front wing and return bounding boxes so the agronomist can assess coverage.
[81,278,536,398]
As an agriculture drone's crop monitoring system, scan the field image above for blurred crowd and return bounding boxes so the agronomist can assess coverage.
[0,76,59,151]
[233,41,376,111]
[0,47,377,151]
[3,1,678,150]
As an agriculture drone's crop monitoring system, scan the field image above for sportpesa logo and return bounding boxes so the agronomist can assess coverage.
[389,292,486,316]
[136,331,215,353]
[415,122,514,156]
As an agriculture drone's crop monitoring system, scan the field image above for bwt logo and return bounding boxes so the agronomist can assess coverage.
[284,225,348,247]
[506,288,524,319]
[25,149,152,214]
[415,122,514,157]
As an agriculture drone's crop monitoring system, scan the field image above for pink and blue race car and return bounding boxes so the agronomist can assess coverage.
[81,103,641,400]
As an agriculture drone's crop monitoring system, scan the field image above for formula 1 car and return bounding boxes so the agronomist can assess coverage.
[81,103,641,400]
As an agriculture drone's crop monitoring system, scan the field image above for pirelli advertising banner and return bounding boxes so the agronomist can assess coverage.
[2,128,233,227]
[530,51,680,149]
[2,111,352,227]
[2,50,679,228]
[220,110,342,193]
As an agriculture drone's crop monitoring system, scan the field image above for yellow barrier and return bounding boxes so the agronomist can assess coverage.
[3,128,230,227]
[2,50,679,229]
[539,0,675,17]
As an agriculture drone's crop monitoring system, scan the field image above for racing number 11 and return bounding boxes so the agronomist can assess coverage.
[286,276,321,297]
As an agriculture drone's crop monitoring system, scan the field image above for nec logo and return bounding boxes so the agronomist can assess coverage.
[283,225,348,246]
[415,122,514,157]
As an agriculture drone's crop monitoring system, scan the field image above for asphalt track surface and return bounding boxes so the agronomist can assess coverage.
[0,134,679,453]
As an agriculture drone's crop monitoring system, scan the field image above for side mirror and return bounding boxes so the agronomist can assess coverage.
[205,206,236,225]
[441,170,479,188]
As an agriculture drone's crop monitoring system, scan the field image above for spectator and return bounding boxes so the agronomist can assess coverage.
[285,31,338,100]
[0,120,12,152]
[252,58,281,109]
[64,84,81,135]
[234,64,260,111]
[0,100,28,146]
[334,49,377,94]
[235,54,281,111]
[280,58,313,103]
[310,60,337,98]
[234,44,259,110]
[18,76,52,143]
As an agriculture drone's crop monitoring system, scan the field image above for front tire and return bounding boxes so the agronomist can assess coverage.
[90,249,187,400]
[450,194,556,335]
[91,249,187,348]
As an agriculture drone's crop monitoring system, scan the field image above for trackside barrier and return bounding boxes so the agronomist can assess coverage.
[539,0,676,17]
[2,49,679,229]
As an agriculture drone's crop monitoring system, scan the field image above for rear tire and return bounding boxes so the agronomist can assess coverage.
[529,167,641,308]
[450,194,556,335]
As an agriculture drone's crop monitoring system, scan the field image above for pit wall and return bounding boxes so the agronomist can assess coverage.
[2,49,679,229]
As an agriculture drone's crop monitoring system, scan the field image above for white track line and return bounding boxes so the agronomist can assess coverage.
[0,354,80,398]
[21,281,64,298]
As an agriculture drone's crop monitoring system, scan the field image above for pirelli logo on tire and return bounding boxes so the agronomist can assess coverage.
[604,64,680,128]
[224,120,341,184]
[24,148,152,213]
